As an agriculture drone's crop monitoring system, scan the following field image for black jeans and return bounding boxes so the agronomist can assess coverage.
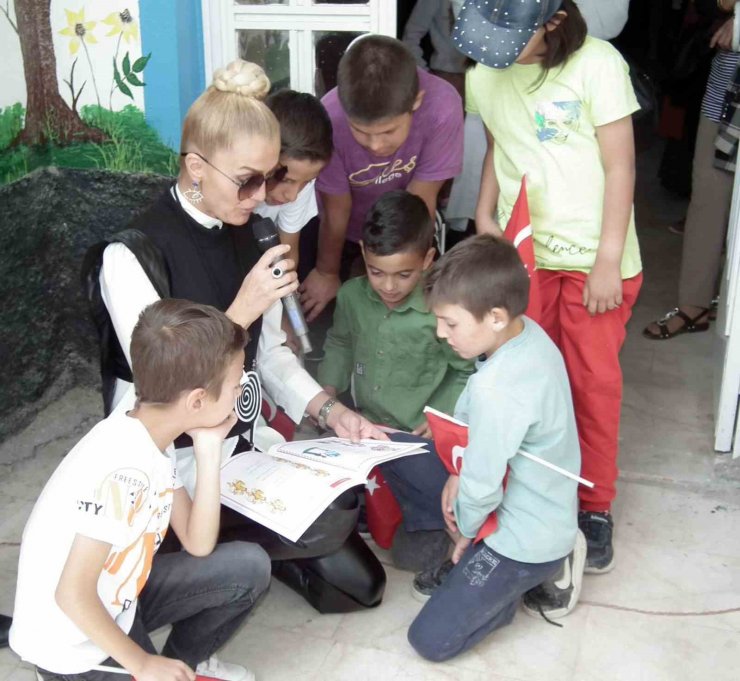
[38,542,271,681]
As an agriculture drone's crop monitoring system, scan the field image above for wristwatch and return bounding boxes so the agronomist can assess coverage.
[317,397,338,430]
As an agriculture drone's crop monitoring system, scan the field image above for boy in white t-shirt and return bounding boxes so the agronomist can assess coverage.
[255,89,334,267]
[10,300,270,681]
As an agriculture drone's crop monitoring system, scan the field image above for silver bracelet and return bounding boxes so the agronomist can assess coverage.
[317,397,338,430]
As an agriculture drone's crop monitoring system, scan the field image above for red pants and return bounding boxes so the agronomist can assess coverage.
[538,270,643,512]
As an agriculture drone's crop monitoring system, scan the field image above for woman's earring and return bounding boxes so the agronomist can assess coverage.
[184,180,204,204]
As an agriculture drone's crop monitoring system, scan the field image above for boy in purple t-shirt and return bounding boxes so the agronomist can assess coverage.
[299,35,464,321]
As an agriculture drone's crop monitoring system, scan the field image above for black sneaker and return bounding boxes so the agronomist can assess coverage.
[522,530,586,622]
[411,559,455,602]
[579,511,615,573]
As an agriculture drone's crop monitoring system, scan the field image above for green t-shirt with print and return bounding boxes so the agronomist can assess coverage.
[467,36,642,278]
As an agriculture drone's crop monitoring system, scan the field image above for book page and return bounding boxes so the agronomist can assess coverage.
[220,451,362,542]
[268,437,427,478]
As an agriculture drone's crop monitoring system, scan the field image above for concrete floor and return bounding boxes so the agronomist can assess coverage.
[1,136,740,680]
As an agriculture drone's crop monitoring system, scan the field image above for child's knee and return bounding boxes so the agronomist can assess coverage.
[407,614,456,663]
[216,541,271,599]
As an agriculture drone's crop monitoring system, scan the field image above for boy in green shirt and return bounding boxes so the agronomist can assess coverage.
[318,190,474,436]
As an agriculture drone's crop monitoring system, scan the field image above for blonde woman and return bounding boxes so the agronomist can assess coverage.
[85,61,386,616]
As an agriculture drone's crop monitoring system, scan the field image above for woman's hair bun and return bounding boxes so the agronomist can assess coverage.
[212,60,271,100]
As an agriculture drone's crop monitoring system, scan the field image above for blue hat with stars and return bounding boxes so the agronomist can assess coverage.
[452,0,563,69]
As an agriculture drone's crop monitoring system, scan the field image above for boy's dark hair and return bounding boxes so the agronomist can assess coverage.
[266,90,333,163]
[131,299,247,404]
[424,235,530,319]
[362,190,434,256]
[535,0,587,86]
[337,35,419,124]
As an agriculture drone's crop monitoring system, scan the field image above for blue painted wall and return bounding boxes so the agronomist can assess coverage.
[140,0,206,149]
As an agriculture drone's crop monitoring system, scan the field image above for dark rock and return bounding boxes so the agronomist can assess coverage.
[0,166,172,441]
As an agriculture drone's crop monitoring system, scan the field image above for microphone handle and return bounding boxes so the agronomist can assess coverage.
[282,292,313,354]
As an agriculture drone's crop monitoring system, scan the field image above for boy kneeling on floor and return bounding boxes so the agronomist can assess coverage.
[10,299,270,681]
[381,236,586,662]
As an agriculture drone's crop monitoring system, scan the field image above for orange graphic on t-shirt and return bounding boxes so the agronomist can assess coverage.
[103,487,173,608]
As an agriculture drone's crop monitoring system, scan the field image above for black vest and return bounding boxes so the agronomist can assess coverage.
[130,188,264,366]
[82,186,265,444]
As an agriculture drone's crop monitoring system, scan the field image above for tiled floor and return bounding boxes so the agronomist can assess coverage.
[1,139,740,679]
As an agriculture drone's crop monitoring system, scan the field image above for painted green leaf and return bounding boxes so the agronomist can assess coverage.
[132,53,152,73]
[122,52,131,78]
[126,71,145,87]
[113,58,134,99]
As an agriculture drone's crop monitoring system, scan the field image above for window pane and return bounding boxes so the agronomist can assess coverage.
[313,31,364,97]
[237,29,291,92]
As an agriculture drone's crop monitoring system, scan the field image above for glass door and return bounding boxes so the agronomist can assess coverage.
[713,163,740,457]
[202,0,397,95]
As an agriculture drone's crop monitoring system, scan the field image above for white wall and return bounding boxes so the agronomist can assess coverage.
[0,0,144,112]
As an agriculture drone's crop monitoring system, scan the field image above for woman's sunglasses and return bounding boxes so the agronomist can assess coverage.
[180,152,289,201]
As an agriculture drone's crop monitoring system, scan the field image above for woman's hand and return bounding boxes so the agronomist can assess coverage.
[583,259,623,316]
[441,474,460,534]
[327,403,389,443]
[228,244,299,328]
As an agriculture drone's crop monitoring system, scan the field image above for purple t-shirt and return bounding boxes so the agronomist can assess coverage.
[317,68,464,243]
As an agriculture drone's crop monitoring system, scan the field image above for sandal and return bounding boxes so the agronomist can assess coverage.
[643,307,710,340]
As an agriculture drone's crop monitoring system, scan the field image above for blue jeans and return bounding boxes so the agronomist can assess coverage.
[381,434,449,532]
[382,435,564,661]
[409,542,561,661]
[38,541,271,680]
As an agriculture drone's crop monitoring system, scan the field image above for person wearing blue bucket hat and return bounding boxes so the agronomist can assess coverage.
[459,0,642,583]
[384,1,643,661]
[452,0,563,69]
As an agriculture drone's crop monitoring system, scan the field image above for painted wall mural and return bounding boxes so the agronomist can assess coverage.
[0,0,177,185]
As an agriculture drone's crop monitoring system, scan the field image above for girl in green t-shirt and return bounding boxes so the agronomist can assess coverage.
[454,0,642,576]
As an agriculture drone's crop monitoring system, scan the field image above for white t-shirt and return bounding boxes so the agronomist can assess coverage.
[10,412,182,674]
[253,180,318,234]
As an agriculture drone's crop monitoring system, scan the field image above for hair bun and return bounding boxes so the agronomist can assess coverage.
[212,60,271,100]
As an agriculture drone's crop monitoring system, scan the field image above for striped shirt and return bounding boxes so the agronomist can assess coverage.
[702,50,740,123]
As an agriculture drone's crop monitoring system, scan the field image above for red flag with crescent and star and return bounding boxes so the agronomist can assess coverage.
[503,176,542,323]
[365,467,403,549]
[424,407,501,543]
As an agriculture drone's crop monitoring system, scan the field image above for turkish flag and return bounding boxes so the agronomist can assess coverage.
[503,176,542,323]
[424,407,500,543]
[365,467,402,549]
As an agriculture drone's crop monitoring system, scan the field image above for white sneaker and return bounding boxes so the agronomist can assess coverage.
[196,655,255,681]
[521,529,587,620]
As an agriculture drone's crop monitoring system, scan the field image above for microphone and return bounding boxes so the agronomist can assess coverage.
[252,217,313,355]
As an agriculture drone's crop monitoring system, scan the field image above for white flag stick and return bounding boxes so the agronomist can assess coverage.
[423,405,595,488]
[518,449,594,488]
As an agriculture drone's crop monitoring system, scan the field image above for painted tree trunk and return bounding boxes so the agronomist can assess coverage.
[13,0,105,146]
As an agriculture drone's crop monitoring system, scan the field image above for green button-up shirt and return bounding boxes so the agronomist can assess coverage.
[318,277,475,431]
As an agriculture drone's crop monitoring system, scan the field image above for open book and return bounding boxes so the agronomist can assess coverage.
[220,436,426,542]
